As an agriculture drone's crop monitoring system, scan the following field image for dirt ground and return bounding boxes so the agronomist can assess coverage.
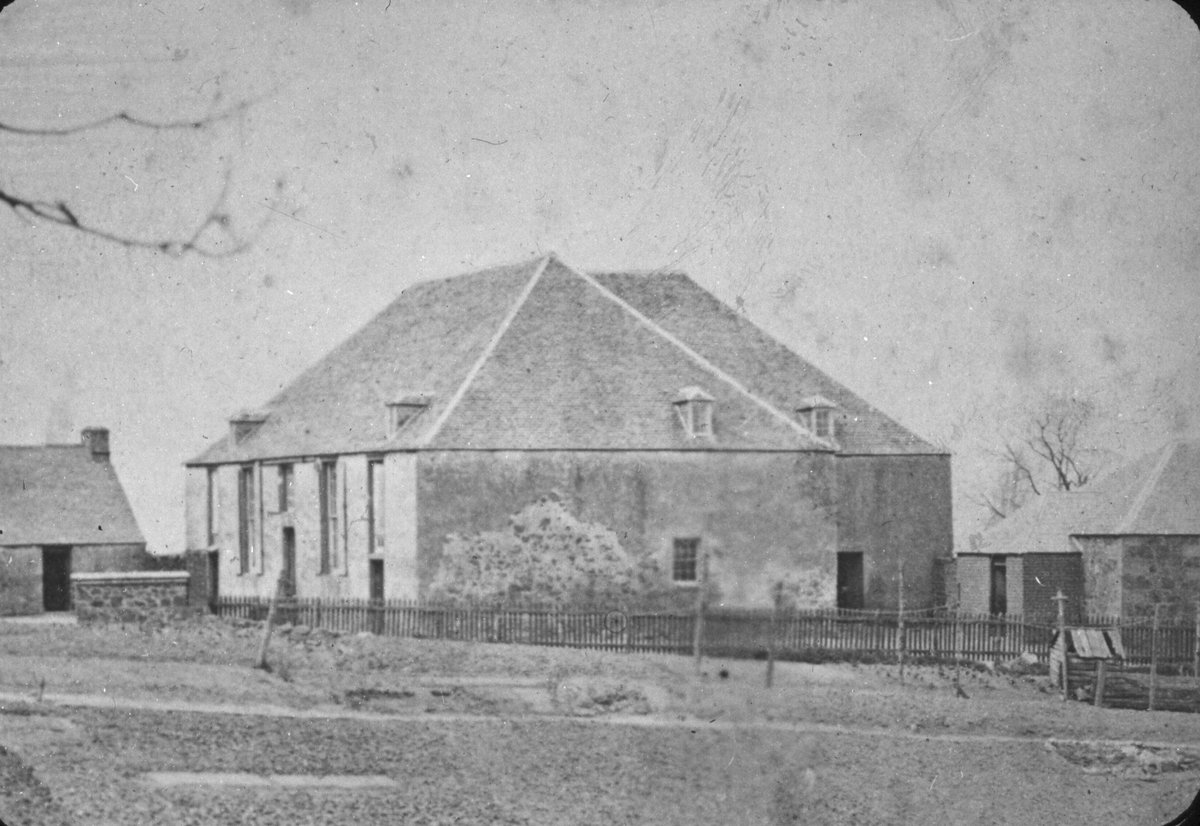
[1,615,1198,825]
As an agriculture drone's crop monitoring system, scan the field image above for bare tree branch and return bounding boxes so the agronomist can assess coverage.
[0,96,273,256]
[0,98,255,137]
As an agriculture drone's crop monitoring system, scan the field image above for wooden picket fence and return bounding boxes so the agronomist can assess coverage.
[212,596,1200,668]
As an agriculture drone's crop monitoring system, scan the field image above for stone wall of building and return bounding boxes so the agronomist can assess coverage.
[0,546,43,616]
[1021,553,1084,620]
[417,450,840,609]
[836,454,953,611]
[1120,535,1200,618]
[71,572,192,624]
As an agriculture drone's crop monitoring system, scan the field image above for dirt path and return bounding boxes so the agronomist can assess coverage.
[3,687,1198,754]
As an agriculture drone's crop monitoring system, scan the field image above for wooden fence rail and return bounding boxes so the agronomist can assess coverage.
[213,597,1199,668]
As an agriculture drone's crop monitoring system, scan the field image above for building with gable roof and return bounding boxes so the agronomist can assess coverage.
[956,440,1200,619]
[0,428,149,615]
[184,255,951,609]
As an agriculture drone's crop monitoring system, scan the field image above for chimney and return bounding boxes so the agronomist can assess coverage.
[81,427,110,462]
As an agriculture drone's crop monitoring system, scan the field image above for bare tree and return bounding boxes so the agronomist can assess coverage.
[971,392,1098,522]
[0,98,269,256]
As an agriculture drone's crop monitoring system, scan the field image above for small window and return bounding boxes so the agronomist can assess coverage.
[368,459,385,551]
[206,467,218,548]
[812,408,832,439]
[237,465,255,575]
[277,464,294,513]
[672,538,700,583]
[797,395,838,441]
[673,387,714,440]
[319,460,339,574]
[387,393,432,438]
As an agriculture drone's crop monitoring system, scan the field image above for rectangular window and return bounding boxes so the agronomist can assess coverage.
[989,555,1008,616]
[237,465,255,574]
[277,464,293,513]
[672,538,700,583]
[319,460,338,574]
[813,408,832,439]
[368,459,385,552]
[206,467,218,547]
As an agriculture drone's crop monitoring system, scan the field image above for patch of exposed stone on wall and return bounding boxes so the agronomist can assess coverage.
[71,572,192,624]
[779,567,836,609]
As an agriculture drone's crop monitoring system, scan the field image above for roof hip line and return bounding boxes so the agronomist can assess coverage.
[564,261,830,446]
[416,254,552,447]
[1113,442,1176,534]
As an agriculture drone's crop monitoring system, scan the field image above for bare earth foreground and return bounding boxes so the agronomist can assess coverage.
[0,616,1197,825]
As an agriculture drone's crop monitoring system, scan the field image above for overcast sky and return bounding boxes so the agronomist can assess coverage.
[2,0,1197,555]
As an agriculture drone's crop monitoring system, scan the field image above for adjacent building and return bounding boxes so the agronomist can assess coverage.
[956,440,1200,619]
[0,428,148,614]
[185,255,951,609]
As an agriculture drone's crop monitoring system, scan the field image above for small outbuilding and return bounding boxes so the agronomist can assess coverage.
[0,428,149,615]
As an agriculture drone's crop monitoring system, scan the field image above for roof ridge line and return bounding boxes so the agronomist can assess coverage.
[416,255,552,448]
[563,261,831,447]
[1113,442,1176,533]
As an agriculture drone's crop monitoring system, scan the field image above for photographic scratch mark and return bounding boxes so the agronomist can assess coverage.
[124,176,139,191]
[261,202,339,239]
[471,137,508,146]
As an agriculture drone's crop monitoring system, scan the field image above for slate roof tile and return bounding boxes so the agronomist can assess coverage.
[0,444,145,546]
[188,254,935,463]
[971,440,1200,556]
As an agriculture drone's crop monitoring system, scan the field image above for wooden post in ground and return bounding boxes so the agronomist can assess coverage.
[766,581,783,688]
[255,574,286,671]
[693,549,709,675]
[1093,659,1107,708]
[1149,602,1162,712]
[897,558,906,684]
[1053,590,1068,701]
[953,602,962,693]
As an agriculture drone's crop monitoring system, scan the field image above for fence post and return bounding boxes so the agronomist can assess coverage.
[766,581,783,688]
[255,574,286,671]
[693,549,709,675]
[1054,590,1068,701]
[953,603,962,693]
[1149,603,1162,712]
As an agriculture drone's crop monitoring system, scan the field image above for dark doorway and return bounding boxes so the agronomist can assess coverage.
[281,528,297,598]
[989,556,1008,615]
[368,559,385,634]
[836,552,864,610]
[207,550,220,610]
[42,546,72,612]
[369,559,384,602]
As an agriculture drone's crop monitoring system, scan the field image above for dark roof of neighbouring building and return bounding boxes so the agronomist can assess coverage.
[188,254,940,464]
[0,444,145,546]
[968,440,1200,556]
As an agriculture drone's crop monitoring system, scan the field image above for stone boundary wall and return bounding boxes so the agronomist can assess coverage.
[71,571,192,624]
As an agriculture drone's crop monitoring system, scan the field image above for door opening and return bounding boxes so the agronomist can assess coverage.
[42,546,72,612]
[836,552,864,610]
[282,527,297,598]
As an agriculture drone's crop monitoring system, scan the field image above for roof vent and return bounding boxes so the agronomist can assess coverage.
[229,410,269,444]
[673,386,714,439]
[796,395,838,440]
[386,392,432,438]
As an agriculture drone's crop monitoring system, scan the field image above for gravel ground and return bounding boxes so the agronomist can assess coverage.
[2,617,1200,824]
[2,704,1195,825]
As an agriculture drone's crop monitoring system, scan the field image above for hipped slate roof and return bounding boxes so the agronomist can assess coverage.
[0,445,145,546]
[189,254,937,464]
[970,440,1200,556]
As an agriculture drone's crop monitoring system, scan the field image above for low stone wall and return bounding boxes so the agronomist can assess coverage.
[71,571,192,624]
